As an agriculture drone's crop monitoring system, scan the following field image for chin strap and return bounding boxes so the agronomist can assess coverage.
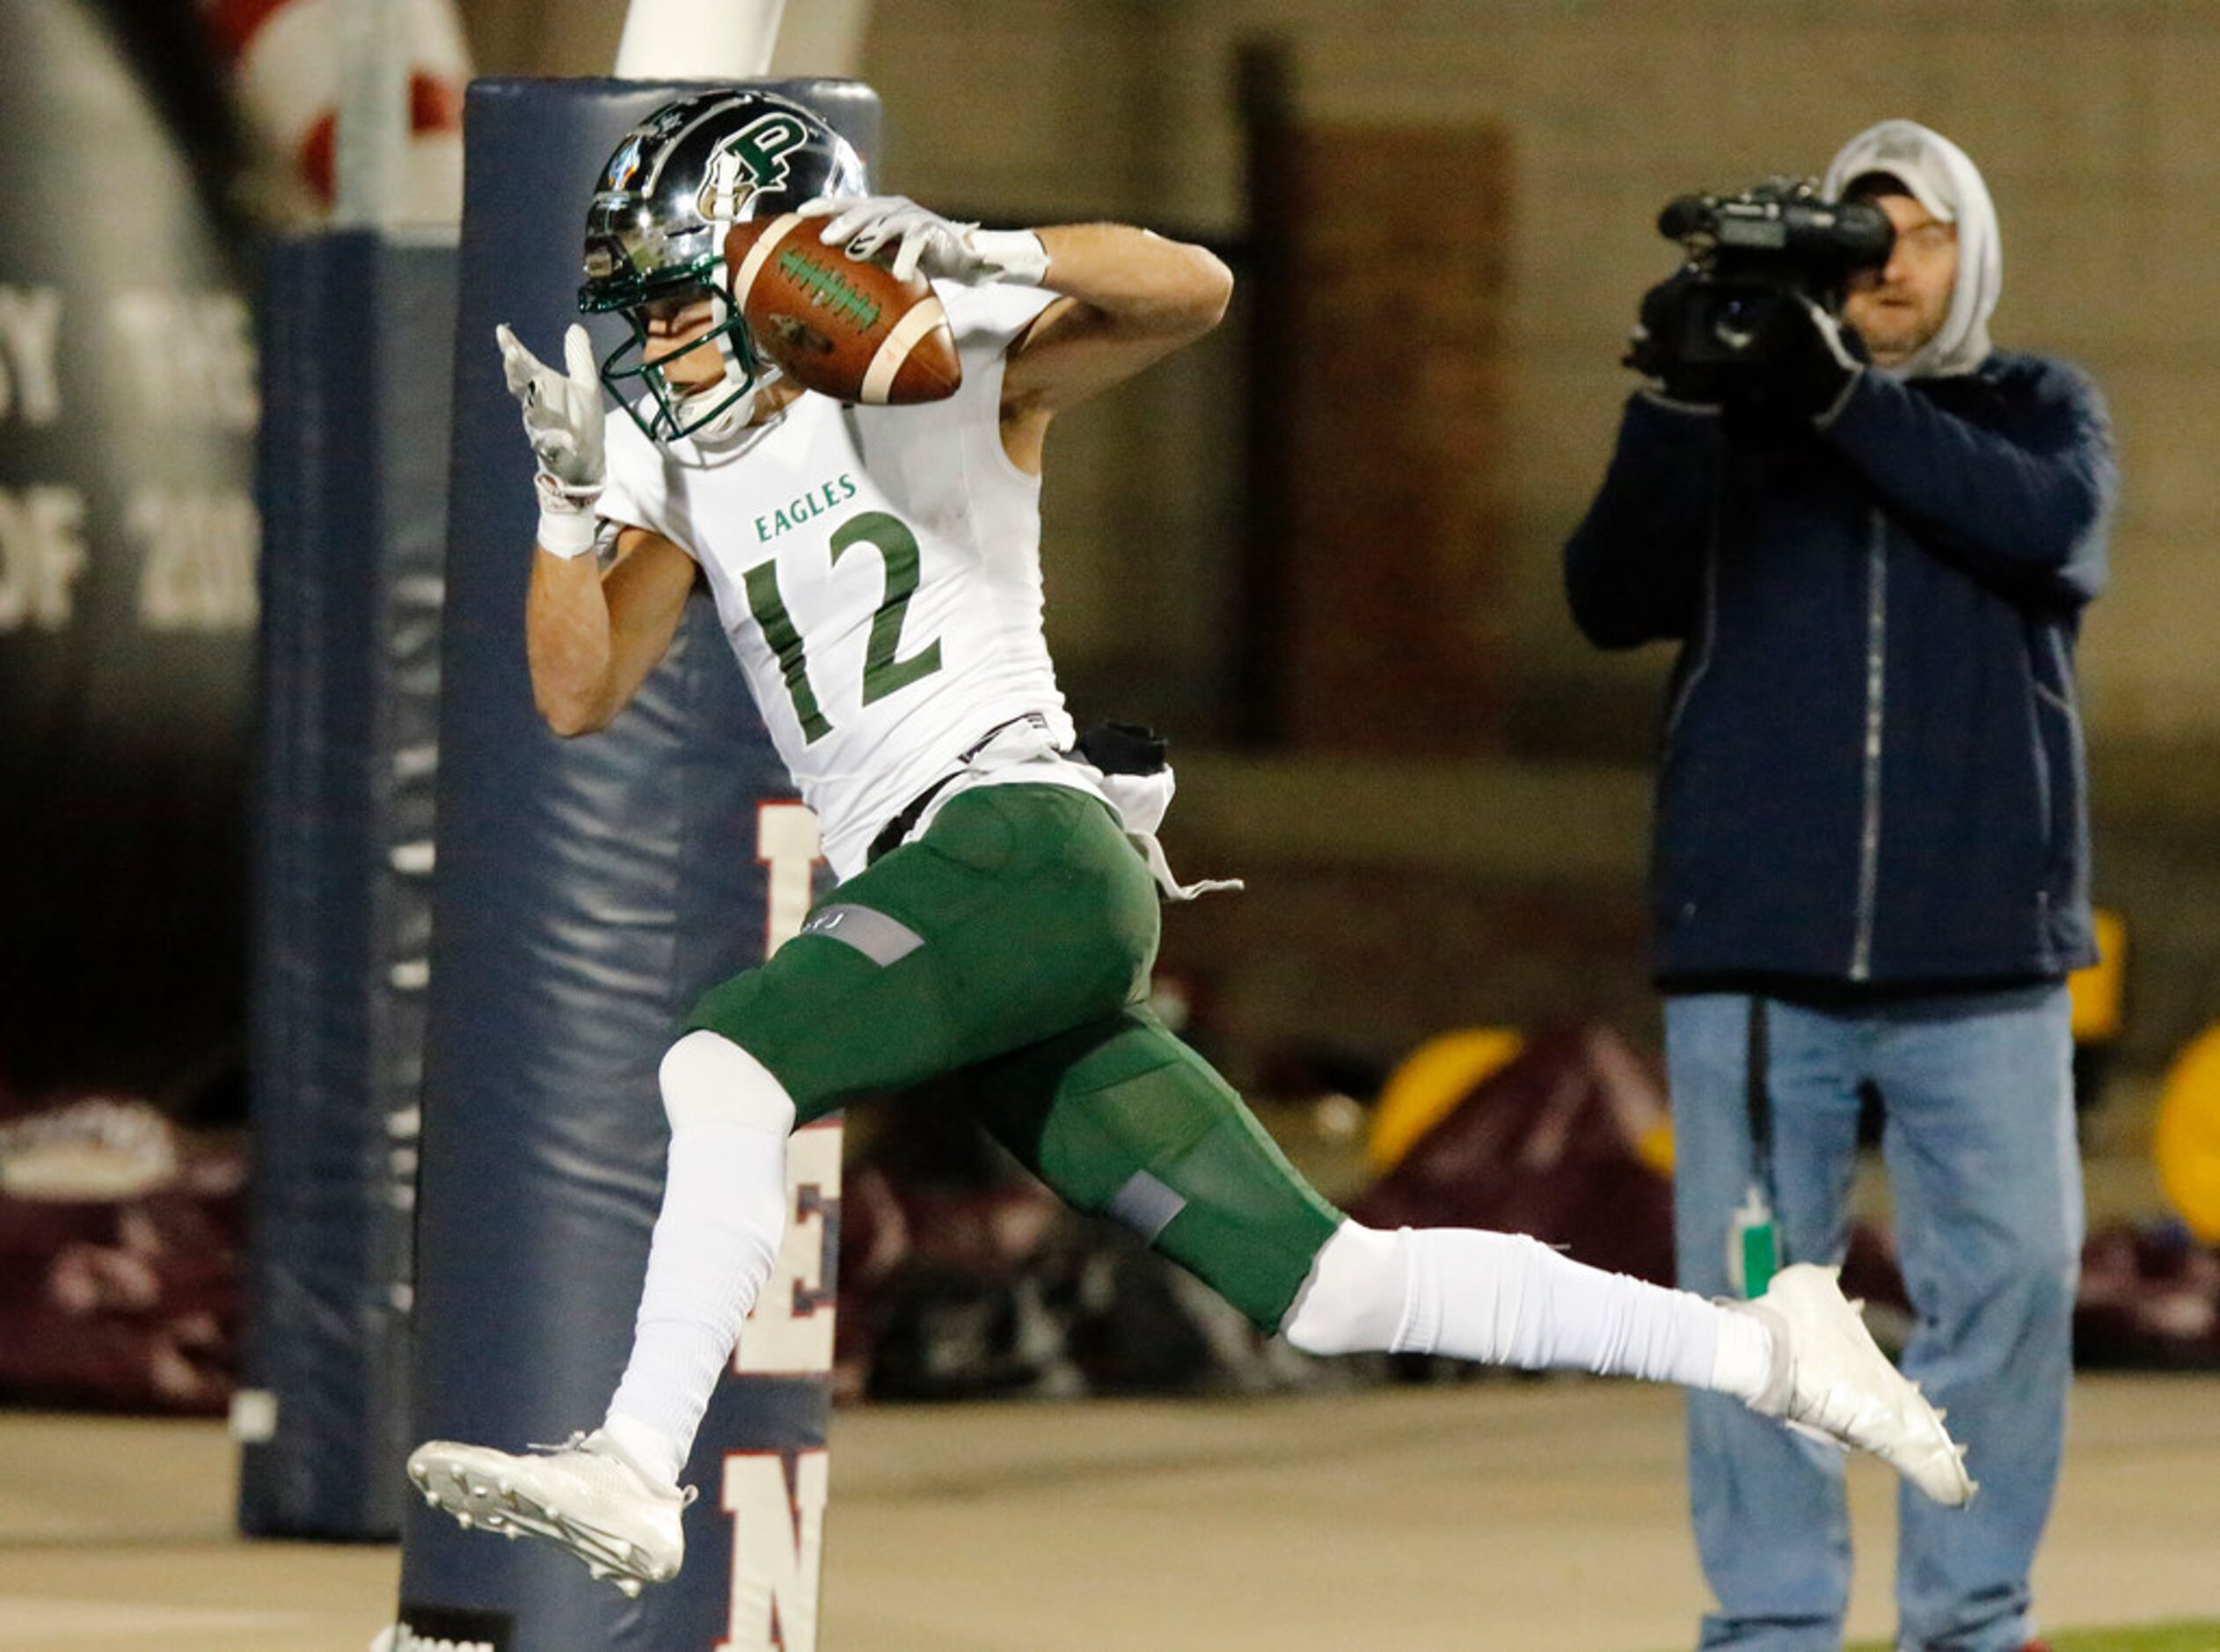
[682,362,780,445]
[680,288,782,442]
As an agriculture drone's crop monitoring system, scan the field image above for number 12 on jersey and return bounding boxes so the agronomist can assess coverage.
[742,509,943,743]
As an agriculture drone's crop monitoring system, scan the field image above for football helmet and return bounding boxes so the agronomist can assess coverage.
[579,89,867,442]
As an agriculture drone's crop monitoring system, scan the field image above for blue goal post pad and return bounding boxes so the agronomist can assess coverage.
[239,229,454,1541]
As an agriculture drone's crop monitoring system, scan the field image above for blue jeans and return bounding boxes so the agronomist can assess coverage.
[1665,986,2082,1652]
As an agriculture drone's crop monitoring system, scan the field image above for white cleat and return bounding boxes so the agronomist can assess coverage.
[1734,1263,1978,1508]
[405,1430,693,1592]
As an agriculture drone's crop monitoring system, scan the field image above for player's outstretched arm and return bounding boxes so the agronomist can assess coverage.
[997,223,1232,440]
[801,197,1229,469]
[526,525,697,736]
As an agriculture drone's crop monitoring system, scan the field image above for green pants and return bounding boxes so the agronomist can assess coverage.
[684,783,1342,1329]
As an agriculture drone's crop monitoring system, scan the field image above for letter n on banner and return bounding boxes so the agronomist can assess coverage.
[716,1449,830,1652]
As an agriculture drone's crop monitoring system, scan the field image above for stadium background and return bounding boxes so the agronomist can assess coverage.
[3,0,2219,1648]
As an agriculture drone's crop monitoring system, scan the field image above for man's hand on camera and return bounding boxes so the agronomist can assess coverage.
[1626,270,1726,409]
[1744,295,1867,424]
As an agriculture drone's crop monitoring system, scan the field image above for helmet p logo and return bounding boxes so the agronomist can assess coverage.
[698,113,814,224]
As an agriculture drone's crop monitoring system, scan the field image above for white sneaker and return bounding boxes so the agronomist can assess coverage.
[405,1429,694,1596]
[1734,1263,1976,1508]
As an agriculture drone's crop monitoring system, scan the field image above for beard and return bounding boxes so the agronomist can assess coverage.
[1845,297,1941,367]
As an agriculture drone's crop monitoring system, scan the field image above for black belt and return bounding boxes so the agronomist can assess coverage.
[862,715,1172,866]
[863,713,1052,866]
[865,771,960,866]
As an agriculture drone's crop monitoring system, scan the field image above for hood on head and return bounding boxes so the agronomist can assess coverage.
[1822,119,2001,378]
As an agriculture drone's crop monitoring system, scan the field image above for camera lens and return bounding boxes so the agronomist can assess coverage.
[1712,294,1761,353]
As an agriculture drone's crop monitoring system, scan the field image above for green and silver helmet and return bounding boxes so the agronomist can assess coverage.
[579,89,866,442]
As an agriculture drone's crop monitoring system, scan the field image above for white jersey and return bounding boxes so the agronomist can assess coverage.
[598,281,1099,878]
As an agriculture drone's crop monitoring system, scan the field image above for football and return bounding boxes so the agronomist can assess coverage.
[723,215,962,406]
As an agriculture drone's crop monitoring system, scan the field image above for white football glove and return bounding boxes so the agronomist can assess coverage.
[797,194,1048,287]
[496,321,606,559]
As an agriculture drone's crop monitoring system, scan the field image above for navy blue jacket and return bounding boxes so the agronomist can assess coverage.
[1564,354,2117,988]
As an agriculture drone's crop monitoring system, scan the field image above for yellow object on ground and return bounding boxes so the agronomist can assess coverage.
[2068,908,2126,1043]
[1369,1027,1523,1172]
[1634,1118,1676,1178]
[2154,1022,2220,1244]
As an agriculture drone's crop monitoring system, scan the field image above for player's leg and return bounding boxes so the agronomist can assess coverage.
[411,786,1158,1586]
[1875,983,2079,1652]
[969,1004,1346,1328]
[971,1005,1742,1382]
[602,1030,796,1482]
[690,782,1160,1113]
[604,786,1161,1444]
[970,1004,1954,1460]
[594,785,1150,1468]
[405,1027,790,1593]
[1666,992,1866,1650]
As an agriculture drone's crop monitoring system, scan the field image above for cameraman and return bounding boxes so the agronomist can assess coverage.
[1563,120,2115,1652]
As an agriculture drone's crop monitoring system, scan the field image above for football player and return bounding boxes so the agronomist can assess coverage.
[408,89,1972,1594]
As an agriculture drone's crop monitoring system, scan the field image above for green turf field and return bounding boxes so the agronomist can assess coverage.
[1848,1627,2220,1651]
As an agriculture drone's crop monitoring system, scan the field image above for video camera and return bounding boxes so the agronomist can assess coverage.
[1634,177,1894,377]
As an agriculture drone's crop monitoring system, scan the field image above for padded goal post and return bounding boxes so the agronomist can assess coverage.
[238,230,454,1542]
[395,78,877,1652]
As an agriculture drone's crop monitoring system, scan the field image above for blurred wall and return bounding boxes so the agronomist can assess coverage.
[865,0,2219,759]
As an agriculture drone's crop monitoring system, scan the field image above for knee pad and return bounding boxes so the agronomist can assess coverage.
[1114,1122,1341,1333]
[658,1029,796,1137]
[969,1011,1343,1331]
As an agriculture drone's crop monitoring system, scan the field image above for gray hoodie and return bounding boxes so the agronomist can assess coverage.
[1822,119,2001,379]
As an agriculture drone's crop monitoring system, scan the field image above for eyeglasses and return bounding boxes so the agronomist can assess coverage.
[1894,223,1956,258]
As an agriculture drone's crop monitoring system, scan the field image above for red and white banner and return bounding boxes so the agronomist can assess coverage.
[198,0,471,221]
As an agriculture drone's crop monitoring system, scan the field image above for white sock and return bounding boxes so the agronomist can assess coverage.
[1284,1220,1771,1397]
[1278,1220,1411,1354]
[599,1411,684,1491]
[603,1032,795,1486]
[1707,1303,1780,1404]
